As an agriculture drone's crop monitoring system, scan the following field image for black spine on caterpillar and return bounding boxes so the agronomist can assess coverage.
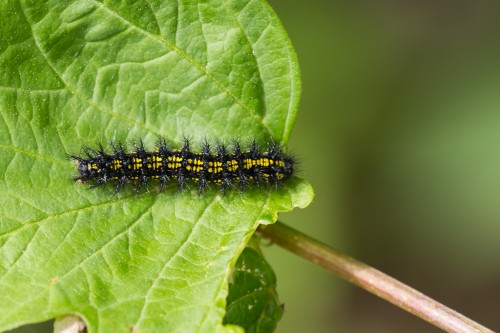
[71,138,295,195]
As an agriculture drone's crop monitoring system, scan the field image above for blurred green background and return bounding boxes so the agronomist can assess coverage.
[264,0,500,332]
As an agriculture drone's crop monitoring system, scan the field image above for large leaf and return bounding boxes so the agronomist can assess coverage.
[0,1,312,332]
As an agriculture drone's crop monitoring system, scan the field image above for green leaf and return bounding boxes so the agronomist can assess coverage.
[0,1,312,332]
[224,246,283,333]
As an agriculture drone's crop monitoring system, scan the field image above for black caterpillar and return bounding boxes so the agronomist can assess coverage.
[71,138,294,194]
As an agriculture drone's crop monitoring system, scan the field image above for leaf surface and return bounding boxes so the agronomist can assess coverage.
[0,1,312,332]
[224,247,283,333]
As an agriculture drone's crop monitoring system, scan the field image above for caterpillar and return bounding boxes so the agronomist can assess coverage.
[71,138,294,195]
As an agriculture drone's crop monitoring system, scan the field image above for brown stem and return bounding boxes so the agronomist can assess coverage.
[256,222,494,333]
